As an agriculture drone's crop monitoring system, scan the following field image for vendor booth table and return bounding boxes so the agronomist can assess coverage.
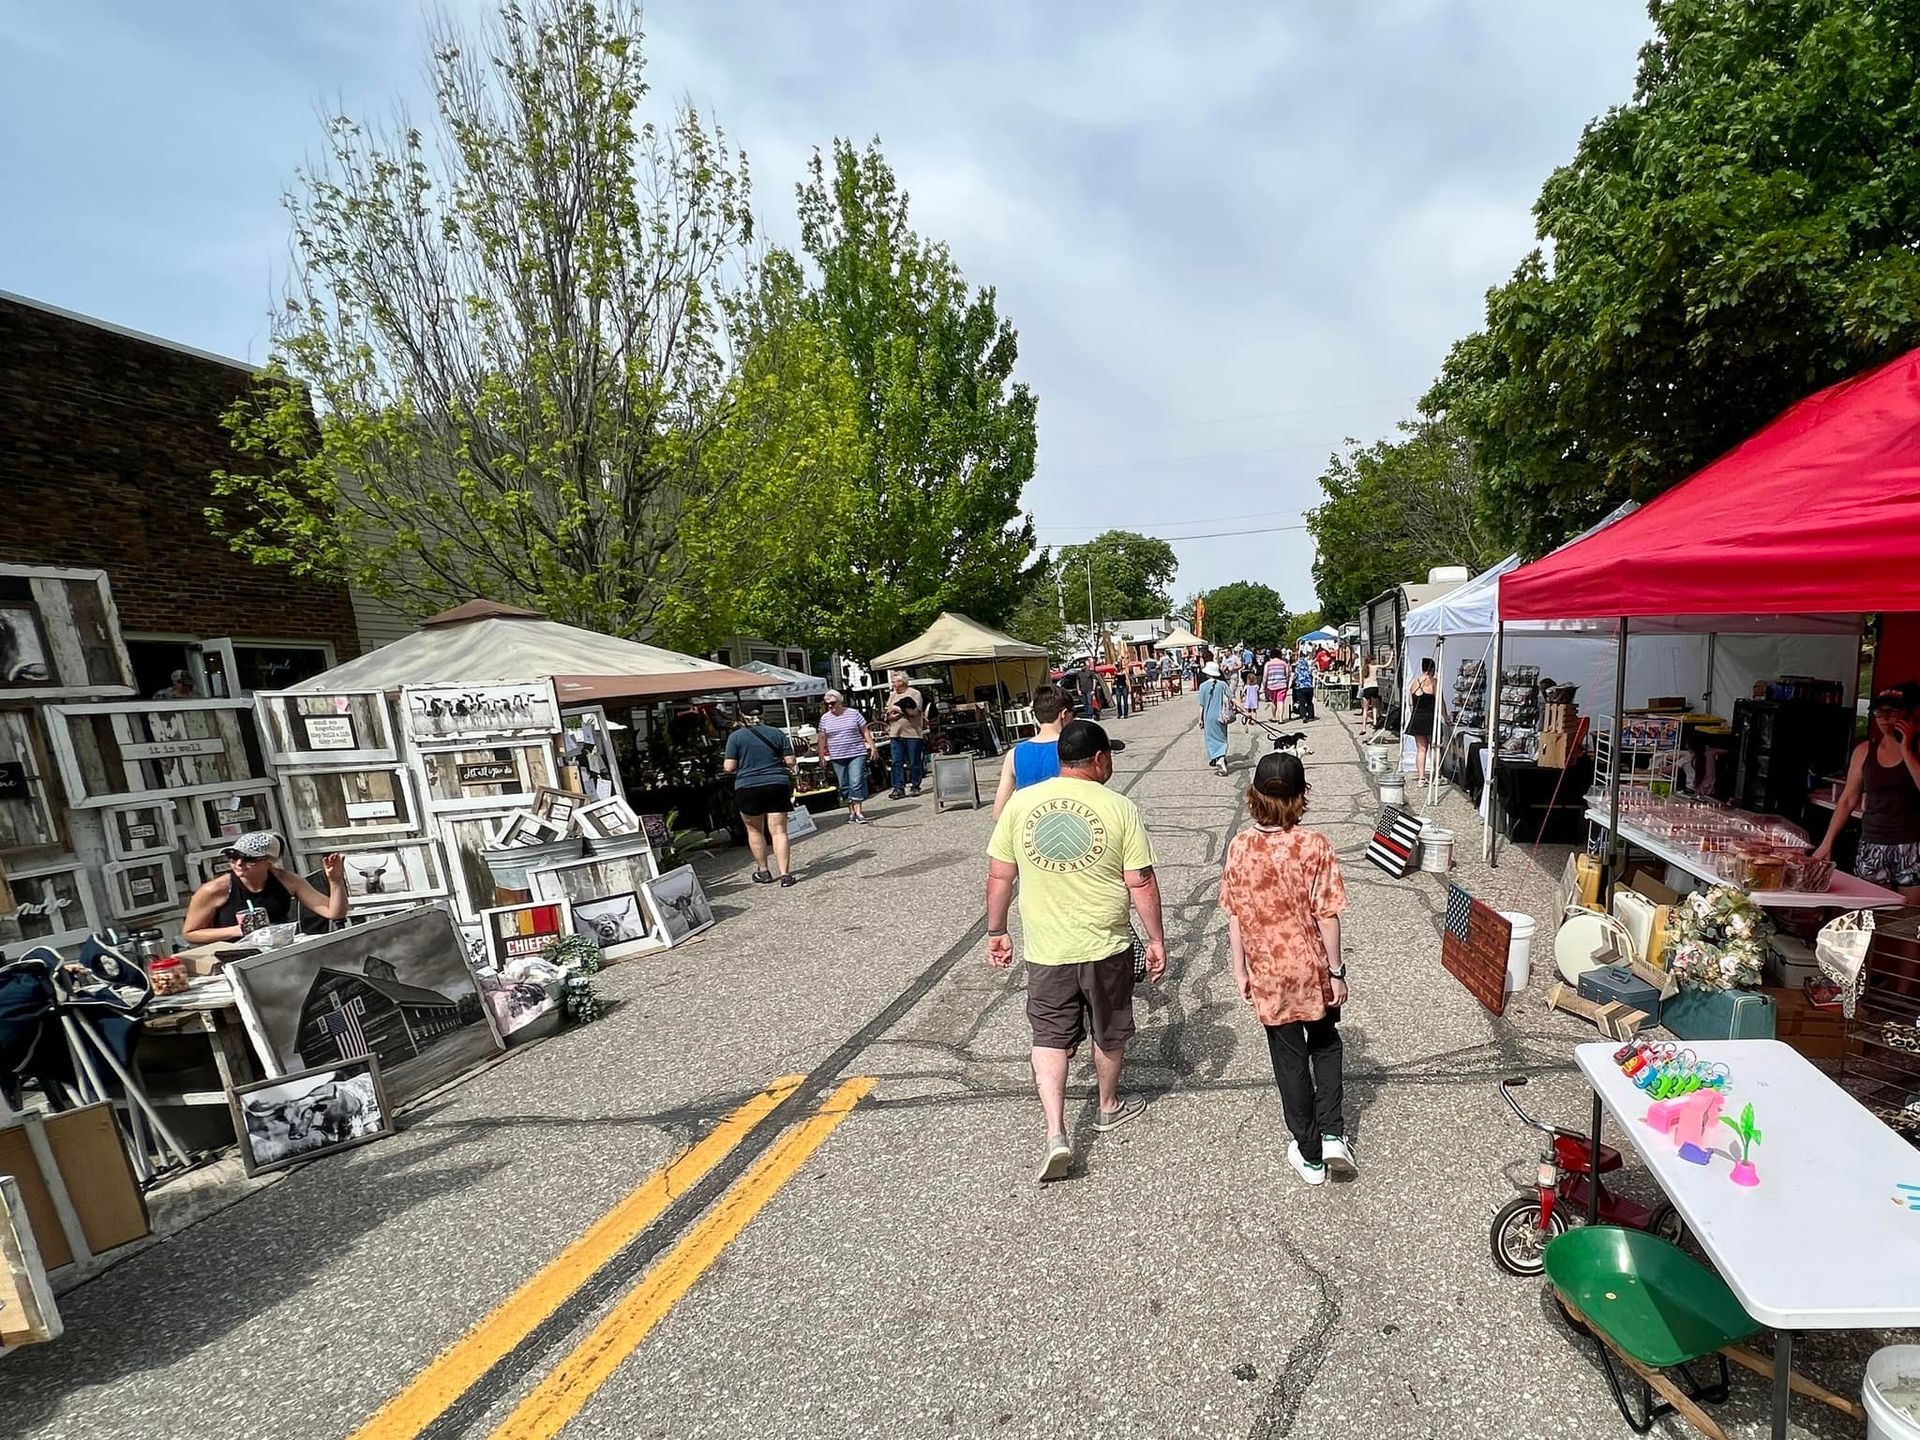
[870,612,1050,750]
[1576,1040,1920,1440]
[1583,810,1904,910]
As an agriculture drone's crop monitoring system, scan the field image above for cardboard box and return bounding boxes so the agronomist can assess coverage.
[0,1105,150,1271]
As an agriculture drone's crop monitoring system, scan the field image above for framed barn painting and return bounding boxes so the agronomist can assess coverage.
[0,705,66,858]
[415,741,557,813]
[0,564,136,699]
[105,802,178,861]
[44,700,262,807]
[254,690,398,767]
[0,861,101,959]
[527,851,664,962]
[227,1056,394,1177]
[282,768,420,843]
[188,786,282,848]
[299,839,447,907]
[400,681,560,748]
[223,906,499,1101]
[103,858,181,919]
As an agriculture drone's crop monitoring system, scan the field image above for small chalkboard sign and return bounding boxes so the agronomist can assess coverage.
[1441,883,1513,1017]
[0,762,27,801]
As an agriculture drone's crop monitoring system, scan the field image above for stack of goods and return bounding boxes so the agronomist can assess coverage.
[1537,682,1581,769]
[1452,659,1488,732]
[1496,665,1540,759]
[1615,794,1832,893]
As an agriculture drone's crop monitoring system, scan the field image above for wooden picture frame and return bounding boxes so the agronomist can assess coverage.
[415,741,558,813]
[187,786,282,849]
[103,858,181,919]
[643,865,715,948]
[400,680,560,748]
[574,796,642,839]
[254,689,398,767]
[559,705,627,800]
[186,847,232,886]
[105,802,179,861]
[0,705,67,858]
[438,810,519,919]
[0,861,102,958]
[527,852,665,961]
[0,1173,61,1346]
[43,699,262,807]
[297,839,447,907]
[0,564,136,699]
[282,768,421,842]
[490,811,568,849]
[476,899,573,971]
[226,1056,395,1177]
[530,786,587,828]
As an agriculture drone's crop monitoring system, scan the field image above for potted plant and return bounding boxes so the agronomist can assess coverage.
[1721,1101,1761,1187]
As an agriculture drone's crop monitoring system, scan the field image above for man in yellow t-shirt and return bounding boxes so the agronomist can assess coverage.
[986,719,1168,1182]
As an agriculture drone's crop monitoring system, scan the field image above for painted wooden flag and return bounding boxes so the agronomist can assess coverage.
[1366,805,1423,878]
[1441,882,1513,1017]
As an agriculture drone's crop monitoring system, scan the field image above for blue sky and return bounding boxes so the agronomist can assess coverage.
[0,2,1653,613]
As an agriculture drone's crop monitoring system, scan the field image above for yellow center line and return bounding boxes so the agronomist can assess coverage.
[346,1076,804,1440]
[487,1075,878,1440]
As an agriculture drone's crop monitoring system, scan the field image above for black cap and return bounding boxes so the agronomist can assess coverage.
[1873,683,1920,711]
[1057,718,1126,765]
[1253,750,1308,798]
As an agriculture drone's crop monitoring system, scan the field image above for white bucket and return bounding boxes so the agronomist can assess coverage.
[1364,743,1393,774]
[1420,827,1454,873]
[1499,911,1536,993]
[1864,1345,1920,1440]
[1378,777,1406,807]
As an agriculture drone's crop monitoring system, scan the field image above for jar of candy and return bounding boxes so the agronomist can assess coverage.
[149,954,188,996]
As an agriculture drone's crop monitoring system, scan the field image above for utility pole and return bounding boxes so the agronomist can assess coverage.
[1085,552,1097,663]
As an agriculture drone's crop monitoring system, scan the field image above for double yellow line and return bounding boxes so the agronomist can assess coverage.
[349,1074,874,1440]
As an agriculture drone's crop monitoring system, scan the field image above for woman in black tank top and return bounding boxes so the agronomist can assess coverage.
[1816,684,1920,900]
[182,837,348,943]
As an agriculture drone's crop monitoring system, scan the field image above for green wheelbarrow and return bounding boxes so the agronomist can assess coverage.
[1543,1227,1866,1438]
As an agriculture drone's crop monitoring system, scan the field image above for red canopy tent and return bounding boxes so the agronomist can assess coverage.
[1501,346,1920,621]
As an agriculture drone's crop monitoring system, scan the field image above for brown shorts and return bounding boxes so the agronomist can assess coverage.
[1025,949,1137,1052]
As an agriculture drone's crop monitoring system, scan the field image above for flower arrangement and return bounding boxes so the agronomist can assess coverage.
[1665,885,1771,992]
[541,933,605,1022]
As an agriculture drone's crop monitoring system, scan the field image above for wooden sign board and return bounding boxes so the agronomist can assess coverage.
[1440,883,1513,1017]
[44,699,262,807]
[0,1174,60,1346]
[254,689,399,767]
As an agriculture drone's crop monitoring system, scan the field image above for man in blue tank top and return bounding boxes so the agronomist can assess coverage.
[995,684,1131,818]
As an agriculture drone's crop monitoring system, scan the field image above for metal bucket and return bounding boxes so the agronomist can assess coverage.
[586,831,655,860]
[484,837,583,893]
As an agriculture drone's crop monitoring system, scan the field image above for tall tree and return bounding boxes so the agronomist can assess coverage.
[1427,0,1920,555]
[1192,581,1292,652]
[1053,529,1179,630]
[787,139,1043,658]
[211,0,854,636]
[1306,420,1498,620]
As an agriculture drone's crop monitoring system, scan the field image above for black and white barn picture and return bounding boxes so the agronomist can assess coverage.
[228,1057,393,1177]
[643,865,715,946]
[224,907,499,1105]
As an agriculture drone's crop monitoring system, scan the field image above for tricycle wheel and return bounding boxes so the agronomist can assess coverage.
[1491,1197,1568,1276]
[1646,1201,1687,1249]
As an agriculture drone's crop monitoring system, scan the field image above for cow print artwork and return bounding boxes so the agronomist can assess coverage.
[229,1058,391,1177]
[572,892,648,946]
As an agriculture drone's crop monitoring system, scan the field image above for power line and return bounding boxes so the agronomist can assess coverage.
[1042,439,1338,473]
[1043,396,1418,442]
[1050,522,1313,544]
[1036,507,1303,534]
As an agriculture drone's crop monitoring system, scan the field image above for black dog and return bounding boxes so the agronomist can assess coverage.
[1269,731,1310,755]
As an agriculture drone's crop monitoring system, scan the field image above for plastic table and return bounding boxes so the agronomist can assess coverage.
[1584,810,1905,909]
[1576,1040,1920,1438]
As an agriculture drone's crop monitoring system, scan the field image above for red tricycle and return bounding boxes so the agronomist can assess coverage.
[1490,1075,1685,1276]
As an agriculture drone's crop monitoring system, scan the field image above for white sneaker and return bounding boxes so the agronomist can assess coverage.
[1321,1134,1357,1179]
[1286,1140,1327,1186]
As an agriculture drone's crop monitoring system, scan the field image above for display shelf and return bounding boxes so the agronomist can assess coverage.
[1585,808,1903,909]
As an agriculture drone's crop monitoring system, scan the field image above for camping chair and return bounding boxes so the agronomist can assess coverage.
[1543,1227,1864,1437]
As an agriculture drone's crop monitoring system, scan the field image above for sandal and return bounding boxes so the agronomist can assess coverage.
[751,870,774,885]
[779,874,798,888]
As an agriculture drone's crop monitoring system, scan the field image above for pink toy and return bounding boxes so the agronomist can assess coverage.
[1644,1089,1725,1165]
[1721,1102,1761,1187]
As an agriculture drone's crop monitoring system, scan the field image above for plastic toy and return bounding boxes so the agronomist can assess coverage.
[1645,1088,1726,1165]
[1721,1103,1761,1186]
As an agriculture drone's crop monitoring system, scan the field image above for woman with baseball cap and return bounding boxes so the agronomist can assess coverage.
[182,832,347,943]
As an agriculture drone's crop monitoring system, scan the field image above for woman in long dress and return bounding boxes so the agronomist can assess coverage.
[1198,661,1233,776]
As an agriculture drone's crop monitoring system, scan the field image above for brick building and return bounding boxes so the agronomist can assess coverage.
[0,290,362,694]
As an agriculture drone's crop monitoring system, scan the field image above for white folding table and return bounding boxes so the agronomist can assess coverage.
[1576,1040,1920,1439]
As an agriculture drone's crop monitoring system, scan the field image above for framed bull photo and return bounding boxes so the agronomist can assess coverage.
[226,1056,394,1178]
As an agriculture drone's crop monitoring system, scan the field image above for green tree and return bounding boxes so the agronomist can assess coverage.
[785,139,1043,658]
[1284,609,1325,646]
[211,0,855,637]
[1306,420,1498,620]
[1192,581,1291,651]
[1427,0,1920,555]
[1053,529,1178,631]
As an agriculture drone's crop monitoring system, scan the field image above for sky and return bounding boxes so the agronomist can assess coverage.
[0,1,1654,616]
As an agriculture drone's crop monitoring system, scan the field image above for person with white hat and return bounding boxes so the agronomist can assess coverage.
[182,832,346,943]
[1197,660,1233,776]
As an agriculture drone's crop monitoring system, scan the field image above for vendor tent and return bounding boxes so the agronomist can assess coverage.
[870,612,1051,707]
[734,660,827,700]
[292,600,765,702]
[1297,627,1339,645]
[1153,626,1204,651]
[1502,346,1920,621]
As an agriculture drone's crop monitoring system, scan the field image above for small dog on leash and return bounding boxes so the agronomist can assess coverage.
[1268,730,1310,756]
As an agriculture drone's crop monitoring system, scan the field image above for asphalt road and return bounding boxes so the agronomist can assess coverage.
[3,695,1895,1438]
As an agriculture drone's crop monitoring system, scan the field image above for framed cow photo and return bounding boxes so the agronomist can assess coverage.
[227,1056,394,1177]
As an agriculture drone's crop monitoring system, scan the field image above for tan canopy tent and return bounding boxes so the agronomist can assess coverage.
[292,600,765,702]
[1153,625,1204,651]
[870,611,1051,708]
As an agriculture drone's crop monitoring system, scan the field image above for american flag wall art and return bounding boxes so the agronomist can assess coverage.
[1366,805,1423,878]
[1441,883,1514,1017]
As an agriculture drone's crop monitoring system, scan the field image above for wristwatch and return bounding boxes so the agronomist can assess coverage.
[1327,966,1347,980]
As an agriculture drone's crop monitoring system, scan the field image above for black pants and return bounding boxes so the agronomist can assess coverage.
[1264,1015,1344,1164]
[1292,686,1316,721]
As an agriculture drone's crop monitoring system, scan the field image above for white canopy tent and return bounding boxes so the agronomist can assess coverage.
[1153,626,1204,651]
